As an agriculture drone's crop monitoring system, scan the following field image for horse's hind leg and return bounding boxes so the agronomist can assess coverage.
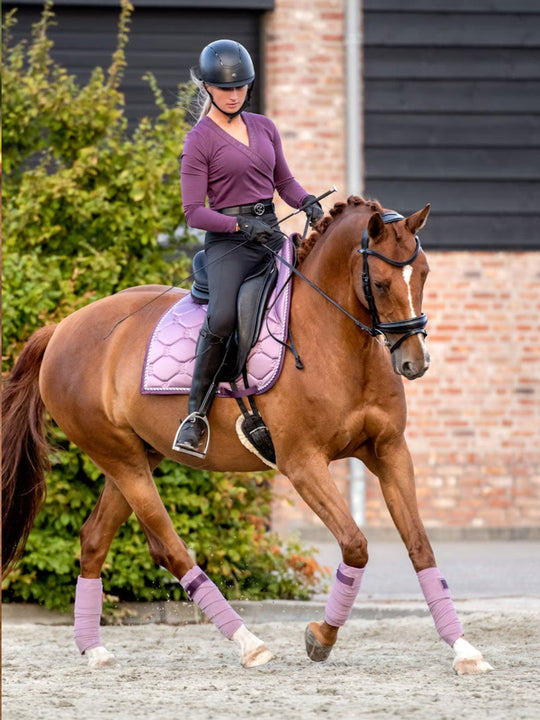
[75,477,133,667]
[80,438,273,668]
[363,438,493,675]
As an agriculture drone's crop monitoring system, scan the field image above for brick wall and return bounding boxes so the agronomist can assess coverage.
[265,1,540,534]
[264,0,347,233]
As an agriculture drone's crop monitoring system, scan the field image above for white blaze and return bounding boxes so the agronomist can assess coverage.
[402,264,415,316]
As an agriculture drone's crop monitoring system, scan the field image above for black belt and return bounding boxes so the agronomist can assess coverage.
[217,200,275,217]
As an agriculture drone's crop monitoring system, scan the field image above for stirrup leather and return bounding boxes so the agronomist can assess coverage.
[172,412,210,459]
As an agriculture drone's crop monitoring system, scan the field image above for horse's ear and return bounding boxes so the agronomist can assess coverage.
[405,204,431,235]
[367,213,386,243]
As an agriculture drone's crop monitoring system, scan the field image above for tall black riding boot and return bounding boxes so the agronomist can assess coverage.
[172,321,226,458]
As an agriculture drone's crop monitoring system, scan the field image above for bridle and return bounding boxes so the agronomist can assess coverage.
[358,211,428,353]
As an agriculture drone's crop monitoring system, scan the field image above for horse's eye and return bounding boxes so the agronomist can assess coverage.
[373,281,388,292]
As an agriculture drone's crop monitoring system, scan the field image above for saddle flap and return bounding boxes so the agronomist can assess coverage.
[191,250,209,305]
[221,261,278,382]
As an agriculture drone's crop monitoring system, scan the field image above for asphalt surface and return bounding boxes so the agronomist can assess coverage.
[310,536,540,600]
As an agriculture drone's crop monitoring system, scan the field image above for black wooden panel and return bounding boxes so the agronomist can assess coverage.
[10,1,275,7]
[364,180,540,215]
[363,0,540,249]
[365,80,540,114]
[364,11,540,47]
[3,5,263,124]
[365,114,540,148]
[416,215,540,251]
[364,0,540,12]
[365,47,540,80]
[366,149,540,181]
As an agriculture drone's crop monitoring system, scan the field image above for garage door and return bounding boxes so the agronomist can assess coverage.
[3,1,267,125]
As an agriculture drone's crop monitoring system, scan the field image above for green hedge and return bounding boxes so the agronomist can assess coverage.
[1,1,328,611]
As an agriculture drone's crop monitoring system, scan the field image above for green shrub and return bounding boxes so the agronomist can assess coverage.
[1,1,328,611]
[3,435,325,611]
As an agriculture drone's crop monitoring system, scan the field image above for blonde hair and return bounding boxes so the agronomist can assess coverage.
[189,68,212,123]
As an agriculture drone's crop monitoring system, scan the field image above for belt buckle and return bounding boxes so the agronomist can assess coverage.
[253,202,265,216]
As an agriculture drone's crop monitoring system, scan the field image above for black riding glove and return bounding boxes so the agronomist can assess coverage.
[301,195,324,227]
[236,215,273,244]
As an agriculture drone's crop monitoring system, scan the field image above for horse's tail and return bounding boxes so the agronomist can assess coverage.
[2,325,57,576]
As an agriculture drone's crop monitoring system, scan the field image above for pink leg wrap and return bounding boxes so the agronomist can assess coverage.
[324,562,365,627]
[418,567,464,646]
[74,576,104,654]
[180,566,243,640]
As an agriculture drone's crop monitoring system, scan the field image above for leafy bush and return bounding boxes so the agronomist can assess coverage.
[3,434,325,611]
[1,1,328,611]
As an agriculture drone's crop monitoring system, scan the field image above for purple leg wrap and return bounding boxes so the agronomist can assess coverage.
[418,567,464,646]
[324,562,365,627]
[180,566,243,640]
[74,576,103,654]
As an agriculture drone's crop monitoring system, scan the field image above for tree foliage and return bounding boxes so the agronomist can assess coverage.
[1,1,327,611]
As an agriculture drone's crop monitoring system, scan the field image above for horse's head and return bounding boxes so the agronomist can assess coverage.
[355,203,431,380]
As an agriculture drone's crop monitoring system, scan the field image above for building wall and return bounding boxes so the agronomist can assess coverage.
[4,0,539,533]
[264,0,348,233]
[266,0,540,535]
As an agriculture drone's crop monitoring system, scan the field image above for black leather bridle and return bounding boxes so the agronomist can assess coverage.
[358,211,428,353]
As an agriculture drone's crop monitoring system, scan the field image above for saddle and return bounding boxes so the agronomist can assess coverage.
[142,238,295,468]
[190,249,278,382]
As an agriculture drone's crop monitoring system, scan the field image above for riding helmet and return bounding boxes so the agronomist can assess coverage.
[198,39,255,88]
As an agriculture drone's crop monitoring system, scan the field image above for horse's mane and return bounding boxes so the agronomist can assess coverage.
[296,195,385,266]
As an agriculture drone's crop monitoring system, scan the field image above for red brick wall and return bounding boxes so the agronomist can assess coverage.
[265,1,540,533]
[264,0,347,234]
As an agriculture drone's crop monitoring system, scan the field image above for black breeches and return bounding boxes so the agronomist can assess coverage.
[204,219,283,338]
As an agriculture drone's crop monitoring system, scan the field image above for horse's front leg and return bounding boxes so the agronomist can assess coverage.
[361,437,493,675]
[282,454,368,662]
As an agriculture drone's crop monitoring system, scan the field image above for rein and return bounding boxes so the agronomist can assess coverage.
[266,209,428,353]
[104,193,426,354]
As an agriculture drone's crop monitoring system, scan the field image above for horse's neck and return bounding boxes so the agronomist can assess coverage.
[289,264,373,362]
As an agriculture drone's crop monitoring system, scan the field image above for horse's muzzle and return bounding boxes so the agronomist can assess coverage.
[391,335,430,380]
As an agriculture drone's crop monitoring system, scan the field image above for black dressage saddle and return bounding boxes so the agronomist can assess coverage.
[190,250,278,383]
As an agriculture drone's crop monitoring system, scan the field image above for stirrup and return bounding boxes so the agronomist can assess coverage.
[172,412,210,459]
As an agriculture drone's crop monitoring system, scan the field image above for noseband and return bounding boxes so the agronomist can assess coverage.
[358,211,428,353]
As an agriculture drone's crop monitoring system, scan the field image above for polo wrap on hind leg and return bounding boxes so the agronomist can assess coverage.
[181,566,243,639]
[418,567,463,646]
[74,576,104,654]
[324,562,365,627]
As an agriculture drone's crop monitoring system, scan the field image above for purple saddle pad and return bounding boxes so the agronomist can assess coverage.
[141,238,293,397]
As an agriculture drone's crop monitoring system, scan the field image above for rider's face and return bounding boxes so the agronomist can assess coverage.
[206,84,248,115]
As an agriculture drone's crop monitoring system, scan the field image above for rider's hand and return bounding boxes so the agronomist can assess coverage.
[236,215,273,244]
[301,195,324,227]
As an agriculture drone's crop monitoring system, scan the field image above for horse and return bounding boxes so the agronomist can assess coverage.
[2,196,492,674]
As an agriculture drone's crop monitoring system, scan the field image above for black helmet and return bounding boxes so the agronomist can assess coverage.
[198,39,255,88]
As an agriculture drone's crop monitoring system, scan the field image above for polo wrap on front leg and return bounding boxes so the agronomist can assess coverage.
[181,566,243,640]
[417,567,464,646]
[74,576,104,654]
[324,562,365,627]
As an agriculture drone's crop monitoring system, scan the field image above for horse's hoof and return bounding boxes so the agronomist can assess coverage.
[86,646,116,668]
[241,644,275,668]
[305,624,334,662]
[453,656,494,675]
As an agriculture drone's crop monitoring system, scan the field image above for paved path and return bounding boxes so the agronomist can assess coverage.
[309,537,540,600]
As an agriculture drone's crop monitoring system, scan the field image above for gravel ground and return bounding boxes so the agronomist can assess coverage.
[3,599,540,720]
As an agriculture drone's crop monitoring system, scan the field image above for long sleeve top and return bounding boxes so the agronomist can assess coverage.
[180,112,309,233]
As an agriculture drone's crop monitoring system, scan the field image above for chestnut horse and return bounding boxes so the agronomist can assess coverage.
[2,196,492,674]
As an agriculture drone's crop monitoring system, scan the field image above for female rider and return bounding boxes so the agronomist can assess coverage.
[172,39,323,458]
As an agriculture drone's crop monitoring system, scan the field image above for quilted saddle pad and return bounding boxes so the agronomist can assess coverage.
[141,238,293,397]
